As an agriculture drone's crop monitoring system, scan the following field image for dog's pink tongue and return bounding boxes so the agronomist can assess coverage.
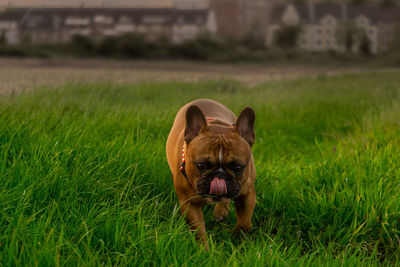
[209,178,227,196]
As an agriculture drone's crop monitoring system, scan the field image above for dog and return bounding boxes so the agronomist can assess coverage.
[166,99,256,247]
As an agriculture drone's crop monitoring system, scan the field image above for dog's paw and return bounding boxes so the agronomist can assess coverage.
[213,201,230,222]
[232,224,252,233]
[213,209,228,222]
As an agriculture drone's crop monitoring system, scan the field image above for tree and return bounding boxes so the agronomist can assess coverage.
[349,0,368,5]
[274,25,301,49]
[358,32,371,55]
[380,0,397,7]
[388,25,400,51]
[70,34,95,55]
[0,31,6,46]
[335,21,364,53]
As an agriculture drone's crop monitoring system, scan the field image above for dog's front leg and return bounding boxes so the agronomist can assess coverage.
[180,201,208,249]
[233,187,256,233]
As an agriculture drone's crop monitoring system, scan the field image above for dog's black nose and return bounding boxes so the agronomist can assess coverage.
[211,170,230,180]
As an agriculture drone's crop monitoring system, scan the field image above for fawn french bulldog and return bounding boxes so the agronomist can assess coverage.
[166,99,256,247]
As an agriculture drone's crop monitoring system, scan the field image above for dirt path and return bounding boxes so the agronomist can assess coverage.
[0,58,362,95]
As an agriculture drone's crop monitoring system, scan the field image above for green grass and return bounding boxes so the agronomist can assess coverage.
[1,70,400,266]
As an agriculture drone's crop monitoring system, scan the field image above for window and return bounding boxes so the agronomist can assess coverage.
[357,16,368,26]
[94,15,113,24]
[142,16,165,24]
[196,17,203,24]
[119,16,132,24]
[27,16,45,28]
[65,17,90,26]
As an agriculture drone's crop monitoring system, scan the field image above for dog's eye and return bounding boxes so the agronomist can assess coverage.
[196,162,207,172]
[231,164,244,174]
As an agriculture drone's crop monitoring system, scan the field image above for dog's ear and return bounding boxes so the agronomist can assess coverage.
[235,107,255,147]
[185,105,207,144]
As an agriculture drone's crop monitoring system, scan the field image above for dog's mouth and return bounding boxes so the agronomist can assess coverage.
[209,178,227,196]
[196,174,240,200]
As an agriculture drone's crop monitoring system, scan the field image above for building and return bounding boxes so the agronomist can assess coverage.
[0,0,173,8]
[240,0,274,39]
[210,0,242,38]
[0,5,217,44]
[0,9,19,43]
[266,3,400,54]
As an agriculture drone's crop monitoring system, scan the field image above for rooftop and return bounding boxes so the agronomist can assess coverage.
[270,3,400,24]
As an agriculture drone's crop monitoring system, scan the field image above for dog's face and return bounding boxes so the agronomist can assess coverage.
[184,105,255,200]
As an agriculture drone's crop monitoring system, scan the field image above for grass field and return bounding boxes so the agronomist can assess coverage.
[1,70,400,266]
[0,58,360,95]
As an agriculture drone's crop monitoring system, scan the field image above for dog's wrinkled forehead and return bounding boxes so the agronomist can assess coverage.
[188,130,252,163]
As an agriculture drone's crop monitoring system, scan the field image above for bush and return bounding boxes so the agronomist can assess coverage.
[0,31,6,46]
[0,46,26,57]
[388,25,400,52]
[96,36,118,57]
[70,34,96,56]
[172,33,226,60]
[240,34,266,51]
[335,21,365,53]
[274,25,301,49]
[358,32,371,56]
[115,33,149,58]
[2,29,400,66]
[96,34,170,58]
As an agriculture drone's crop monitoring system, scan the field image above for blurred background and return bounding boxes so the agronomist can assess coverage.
[0,0,400,94]
[1,0,400,59]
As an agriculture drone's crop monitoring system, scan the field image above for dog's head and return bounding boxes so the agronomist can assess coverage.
[184,105,255,200]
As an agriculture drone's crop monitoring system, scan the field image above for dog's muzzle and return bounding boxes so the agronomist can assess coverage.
[196,170,240,200]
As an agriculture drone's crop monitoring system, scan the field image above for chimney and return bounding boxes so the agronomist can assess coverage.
[341,2,348,20]
[307,0,315,23]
